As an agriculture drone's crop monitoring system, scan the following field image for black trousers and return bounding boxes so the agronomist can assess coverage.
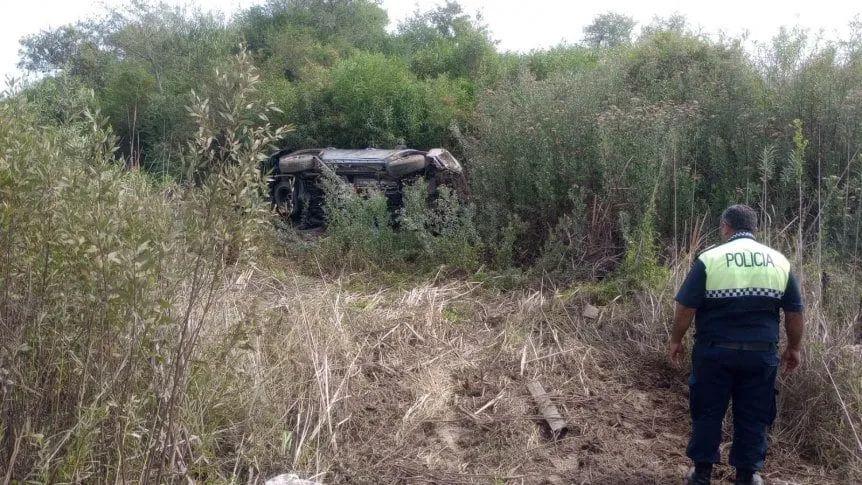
[686,343,778,470]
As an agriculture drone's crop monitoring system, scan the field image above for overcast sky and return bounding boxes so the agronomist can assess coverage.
[2,0,861,80]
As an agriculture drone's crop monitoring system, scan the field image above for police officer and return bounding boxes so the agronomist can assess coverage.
[668,204,805,485]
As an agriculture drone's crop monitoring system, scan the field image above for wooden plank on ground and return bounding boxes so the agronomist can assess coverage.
[526,379,568,439]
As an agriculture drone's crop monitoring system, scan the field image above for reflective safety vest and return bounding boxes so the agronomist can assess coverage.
[698,232,791,301]
[678,231,798,343]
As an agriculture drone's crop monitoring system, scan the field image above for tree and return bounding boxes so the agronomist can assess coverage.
[395,1,495,79]
[18,24,99,73]
[18,2,239,177]
[238,0,390,58]
[583,12,635,49]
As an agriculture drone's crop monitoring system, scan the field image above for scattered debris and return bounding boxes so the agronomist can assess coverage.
[265,473,323,485]
[527,379,569,439]
[582,304,600,319]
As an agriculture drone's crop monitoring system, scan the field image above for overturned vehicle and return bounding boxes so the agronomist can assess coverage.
[265,147,467,226]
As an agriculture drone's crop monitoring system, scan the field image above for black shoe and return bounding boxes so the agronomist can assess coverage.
[684,467,711,485]
[734,472,764,485]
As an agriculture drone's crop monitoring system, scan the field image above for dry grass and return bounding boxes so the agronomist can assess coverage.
[187,253,860,484]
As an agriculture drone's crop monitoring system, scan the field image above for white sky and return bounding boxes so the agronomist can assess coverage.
[2,0,860,80]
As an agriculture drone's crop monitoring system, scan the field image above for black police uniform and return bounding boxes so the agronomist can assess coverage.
[675,232,804,472]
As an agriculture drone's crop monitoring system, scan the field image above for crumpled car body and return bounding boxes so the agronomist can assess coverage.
[265,147,467,226]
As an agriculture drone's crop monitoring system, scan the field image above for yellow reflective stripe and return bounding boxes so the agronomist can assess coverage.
[697,239,790,293]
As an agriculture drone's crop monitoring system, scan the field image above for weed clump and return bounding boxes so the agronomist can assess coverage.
[313,173,480,274]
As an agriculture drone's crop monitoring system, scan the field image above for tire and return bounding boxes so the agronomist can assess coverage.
[272,177,301,222]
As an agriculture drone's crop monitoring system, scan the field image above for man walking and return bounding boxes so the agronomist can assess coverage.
[668,205,805,485]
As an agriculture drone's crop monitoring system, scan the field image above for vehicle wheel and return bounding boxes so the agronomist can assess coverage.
[272,177,300,221]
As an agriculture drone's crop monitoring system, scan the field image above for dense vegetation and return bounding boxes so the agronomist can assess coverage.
[2,0,861,482]
[14,1,862,277]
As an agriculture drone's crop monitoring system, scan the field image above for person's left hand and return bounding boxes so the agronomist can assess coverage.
[667,340,685,368]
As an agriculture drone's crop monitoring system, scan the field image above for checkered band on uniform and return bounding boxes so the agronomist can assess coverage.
[729,231,755,241]
[704,287,785,299]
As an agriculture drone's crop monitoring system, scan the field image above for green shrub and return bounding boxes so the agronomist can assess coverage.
[289,52,470,148]
[1,86,179,480]
[615,209,670,291]
[399,179,481,271]
[314,174,479,273]
[317,167,402,265]
[0,48,288,481]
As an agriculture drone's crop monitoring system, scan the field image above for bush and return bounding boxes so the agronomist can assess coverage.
[289,52,470,148]
[316,167,402,265]
[314,173,480,273]
[615,209,670,291]
[1,86,179,480]
[0,49,288,481]
[399,179,481,271]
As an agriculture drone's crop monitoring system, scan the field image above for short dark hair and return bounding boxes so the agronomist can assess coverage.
[721,204,757,232]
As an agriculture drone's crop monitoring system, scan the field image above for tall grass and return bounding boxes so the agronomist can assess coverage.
[0,50,287,482]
